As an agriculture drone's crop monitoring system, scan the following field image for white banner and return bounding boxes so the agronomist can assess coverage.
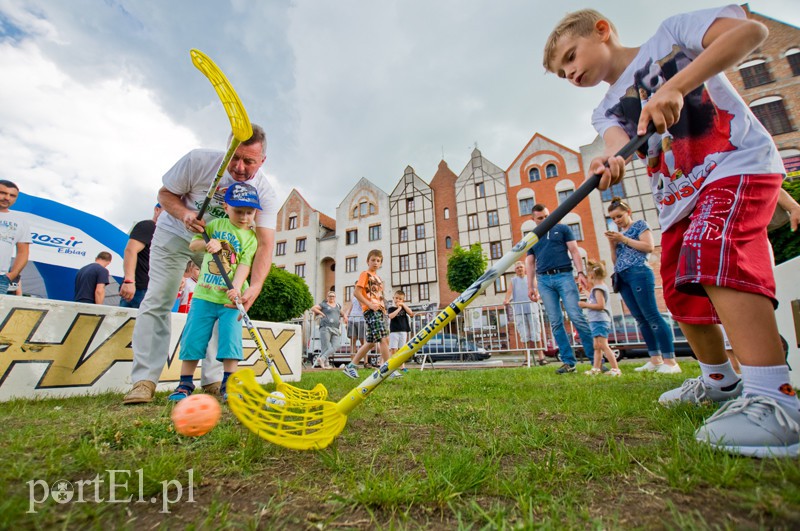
[0,297,303,401]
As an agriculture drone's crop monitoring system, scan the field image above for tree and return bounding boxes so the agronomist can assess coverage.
[447,243,488,293]
[769,180,800,265]
[248,265,314,322]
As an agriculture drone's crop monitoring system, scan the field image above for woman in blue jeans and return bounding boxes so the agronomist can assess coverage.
[606,198,680,374]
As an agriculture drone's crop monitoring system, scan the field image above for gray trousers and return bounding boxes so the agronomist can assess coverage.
[319,326,341,360]
[130,228,223,385]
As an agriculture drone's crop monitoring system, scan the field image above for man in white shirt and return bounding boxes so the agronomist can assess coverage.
[124,124,279,404]
[0,180,31,295]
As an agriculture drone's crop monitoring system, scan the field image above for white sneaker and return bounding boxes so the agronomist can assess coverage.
[695,395,800,458]
[657,363,682,374]
[634,361,663,372]
[659,376,743,406]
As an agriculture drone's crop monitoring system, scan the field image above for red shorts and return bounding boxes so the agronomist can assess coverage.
[660,174,782,325]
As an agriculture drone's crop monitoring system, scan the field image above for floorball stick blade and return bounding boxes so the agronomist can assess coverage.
[190,49,253,141]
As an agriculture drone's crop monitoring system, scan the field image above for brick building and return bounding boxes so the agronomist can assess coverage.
[728,4,800,177]
[429,160,461,305]
[506,133,601,281]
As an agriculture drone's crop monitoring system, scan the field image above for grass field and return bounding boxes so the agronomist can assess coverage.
[2,362,799,529]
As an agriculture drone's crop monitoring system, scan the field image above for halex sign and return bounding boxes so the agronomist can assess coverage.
[31,232,86,256]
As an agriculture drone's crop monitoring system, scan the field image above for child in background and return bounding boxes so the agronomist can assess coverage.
[387,290,415,374]
[579,260,621,376]
[543,6,799,456]
[342,249,392,379]
[168,182,261,402]
[178,260,200,314]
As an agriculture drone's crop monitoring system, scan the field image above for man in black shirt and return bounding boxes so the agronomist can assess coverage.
[120,204,162,308]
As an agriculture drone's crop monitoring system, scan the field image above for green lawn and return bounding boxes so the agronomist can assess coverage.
[2,362,798,529]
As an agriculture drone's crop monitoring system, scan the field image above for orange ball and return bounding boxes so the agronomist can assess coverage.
[171,394,221,437]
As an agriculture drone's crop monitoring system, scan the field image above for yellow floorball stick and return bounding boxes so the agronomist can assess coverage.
[190,49,326,401]
[190,49,253,218]
[228,127,656,450]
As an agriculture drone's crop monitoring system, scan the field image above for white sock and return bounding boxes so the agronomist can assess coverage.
[697,361,739,389]
[740,364,800,413]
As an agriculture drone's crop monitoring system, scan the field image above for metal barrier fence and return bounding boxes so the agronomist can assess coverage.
[294,291,689,366]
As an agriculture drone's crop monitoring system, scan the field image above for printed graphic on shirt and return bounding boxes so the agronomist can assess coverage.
[604,47,736,214]
[207,240,236,277]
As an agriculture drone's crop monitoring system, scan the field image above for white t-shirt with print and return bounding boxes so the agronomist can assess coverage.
[592,4,784,231]
[0,210,31,275]
[157,149,279,241]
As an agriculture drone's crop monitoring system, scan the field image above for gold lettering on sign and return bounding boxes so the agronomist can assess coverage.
[0,309,134,387]
[0,308,298,389]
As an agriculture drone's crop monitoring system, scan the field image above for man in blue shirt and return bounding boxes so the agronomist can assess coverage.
[525,204,594,374]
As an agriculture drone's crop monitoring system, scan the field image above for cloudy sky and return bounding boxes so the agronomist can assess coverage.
[1,0,798,231]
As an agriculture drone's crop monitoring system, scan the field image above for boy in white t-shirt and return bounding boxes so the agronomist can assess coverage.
[543,5,798,457]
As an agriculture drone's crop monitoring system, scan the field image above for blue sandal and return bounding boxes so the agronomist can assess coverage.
[168,384,195,401]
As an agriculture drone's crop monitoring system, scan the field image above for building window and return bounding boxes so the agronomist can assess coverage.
[419,283,429,301]
[787,48,800,76]
[345,256,357,273]
[369,224,381,241]
[545,164,558,178]
[494,274,507,294]
[399,255,410,271]
[416,252,427,269]
[445,236,452,249]
[352,206,358,218]
[399,227,408,242]
[557,189,573,205]
[528,167,540,182]
[370,203,376,215]
[519,198,534,216]
[415,224,425,239]
[295,264,305,278]
[739,59,773,89]
[490,242,502,260]
[288,215,297,229]
[751,97,793,136]
[346,229,358,245]
[487,210,499,227]
[475,182,485,198]
[406,198,415,212]
[601,182,626,201]
[275,241,286,256]
[345,285,354,302]
[467,214,479,230]
[443,207,450,219]
[567,222,583,241]
[401,285,412,302]
[277,265,285,270]
[295,238,306,253]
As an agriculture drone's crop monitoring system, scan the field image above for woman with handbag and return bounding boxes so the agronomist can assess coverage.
[606,197,680,374]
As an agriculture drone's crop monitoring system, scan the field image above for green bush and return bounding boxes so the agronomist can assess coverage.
[446,243,488,293]
[248,265,313,322]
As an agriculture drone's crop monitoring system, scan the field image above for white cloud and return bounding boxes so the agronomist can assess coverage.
[0,40,198,229]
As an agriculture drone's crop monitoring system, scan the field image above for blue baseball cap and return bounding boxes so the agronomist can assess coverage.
[224,182,262,210]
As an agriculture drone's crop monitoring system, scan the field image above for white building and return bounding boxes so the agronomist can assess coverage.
[455,148,513,305]
[335,178,392,306]
[388,166,438,306]
[272,189,336,304]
